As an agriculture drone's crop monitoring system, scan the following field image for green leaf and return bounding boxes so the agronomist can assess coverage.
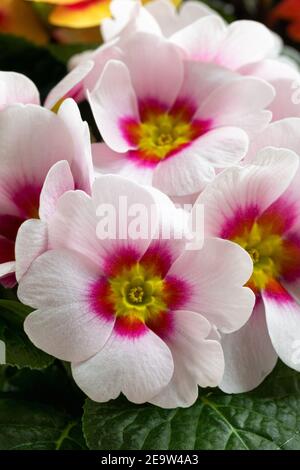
[0,398,85,450]
[83,362,300,450]
[0,300,53,369]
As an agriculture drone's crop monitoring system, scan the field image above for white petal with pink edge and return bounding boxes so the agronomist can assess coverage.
[19,249,114,363]
[220,300,277,393]
[150,310,224,408]
[72,327,174,404]
[262,285,300,372]
[167,238,255,333]
[89,60,139,153]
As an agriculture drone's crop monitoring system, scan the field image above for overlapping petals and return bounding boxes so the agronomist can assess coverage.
[18,176,254,407]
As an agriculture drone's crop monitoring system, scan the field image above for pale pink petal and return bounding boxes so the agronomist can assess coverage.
[72,327,174,404]
[247,117,300,163]
[15,219,48,282]
[44,60,94,110]
[0,72,40,109]
[216,20,277,70]
[0,105,75,187]
[198,77,275,131]
[177,61,237,112]
[239,59,299,82]
[48,190,104,269]
[92,144,154,186]
[102,1,161,42]
[146,0,215,37]
[121,32,184,107]
[39,161,75,221]
[267,79,300,121]
[170,16,226,62]
[220,300,277,393]
[83,42,122,93]
[196,147,299,238]
[186,127,249,168]
[89,60,139,153]
[263,286,300,372]
[91,174,159,256]
[152,148,215,196]
[92,142,125,173]
[151,311,224,408]
[167,238,255,333]
[19,249,114,362]
[58,98,94,193]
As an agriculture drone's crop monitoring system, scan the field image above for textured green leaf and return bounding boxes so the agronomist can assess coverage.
[0,398,85,450]
[0,300,53,369]
[83,362,300,450]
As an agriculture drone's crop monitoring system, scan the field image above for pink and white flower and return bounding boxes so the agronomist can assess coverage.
[193,147,300,392]
[17,175,254,407]
[0,71,40,110]
[89,32,274,197]
[0,99,93,287]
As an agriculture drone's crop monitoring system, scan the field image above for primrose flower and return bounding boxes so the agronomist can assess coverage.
[0,100,93,287]
[89,32,274,196]
[194,147,300,392]
[18,175,254,407]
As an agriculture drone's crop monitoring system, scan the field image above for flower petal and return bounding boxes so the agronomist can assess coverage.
[44,60,94,110]
[196,147,299,238]
[89,60,139,153]
[121,32,184,107]
[19,249,114,363]
[151,310,224,408]
[15,219,48,282]
[220,300,277,393]
[0,71,40,109]
[170,15,226,62]
[262,282,300,372]
[216,20,278,70]
[72,326,174,404]
[167,238,255,333]
[39,160,75,222]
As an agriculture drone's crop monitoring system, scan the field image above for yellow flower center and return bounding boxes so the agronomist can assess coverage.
[137,112,195,160]
[108,263,167,323]
[233,222,284,291]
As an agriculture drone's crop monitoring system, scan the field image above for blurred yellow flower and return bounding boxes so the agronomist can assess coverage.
[0,0,48,44]
[29,0,181,29]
